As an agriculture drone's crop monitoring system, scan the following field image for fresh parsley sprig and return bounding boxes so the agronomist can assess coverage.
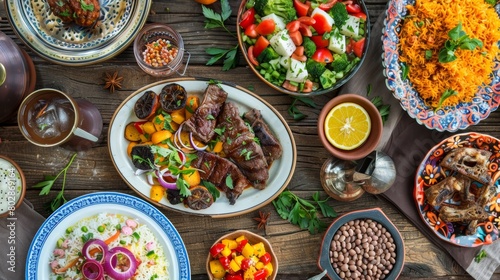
[202,0,239,71]
[367,84,391,124]
[474,249,487,263]
[435,88,458,110]
[273,190,337,234]
[33,153,77,212]
[287,96,318,121]
[438,22,483,63]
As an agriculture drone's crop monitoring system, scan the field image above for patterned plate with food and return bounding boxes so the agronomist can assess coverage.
[382,0,500,132]
[414,132,500,247]
[5,0,151,65]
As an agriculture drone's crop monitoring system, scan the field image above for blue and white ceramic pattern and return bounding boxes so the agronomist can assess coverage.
[382,0,500,132]
[5,0,151,65]
[26,192,191,279]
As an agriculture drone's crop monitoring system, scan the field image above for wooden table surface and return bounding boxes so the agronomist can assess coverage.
[1,0,500,279]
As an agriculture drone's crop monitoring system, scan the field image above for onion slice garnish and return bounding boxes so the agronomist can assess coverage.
[103,247,138,279]
[156,169,177,190]
[81,259,104,280]
[175,123,194,151]
[82,239,109,263]
[189,132,207,151]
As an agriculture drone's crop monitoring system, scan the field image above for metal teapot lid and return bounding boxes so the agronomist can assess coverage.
[0,31,36,123]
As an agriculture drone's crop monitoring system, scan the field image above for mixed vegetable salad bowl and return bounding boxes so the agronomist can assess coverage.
[206,230,278,280]
[237,0,370,96]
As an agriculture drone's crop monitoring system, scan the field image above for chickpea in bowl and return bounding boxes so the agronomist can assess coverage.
[236,0,370,96]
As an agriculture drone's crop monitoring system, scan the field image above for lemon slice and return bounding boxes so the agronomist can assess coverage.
[324,102,371,150]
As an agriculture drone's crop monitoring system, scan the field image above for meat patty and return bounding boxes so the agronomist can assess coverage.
[48,0,100,27]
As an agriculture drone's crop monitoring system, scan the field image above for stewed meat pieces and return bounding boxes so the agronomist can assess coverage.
[47,0,100,27]
[191,151,250,205]
[243,109,283,166]
[217,102,269,189]
[183,84,228,143]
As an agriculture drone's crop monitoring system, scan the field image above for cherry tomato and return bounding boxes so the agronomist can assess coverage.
[225,274,243,280]
[293,0,311,17]
[289,30,303,46]
[239,7,255,29]
[298,22,313,37]
[244,24,259,38]
[312,48,333,63]
[210,243,226,257]
[253,36,270,58]
[253,269,268,280]
[235,239,248,253]
[259,252,272,265]
[219,256,231,270]
[255,19,276,36]
[297,16,316,26]
[346,3,362,14]
[351,37,366,58]
[286,20,300,32]
[311,35,329,48]
[311,13,332,34]
[351,11,367,20]
[247,46,259,66]
[319,0,338,11]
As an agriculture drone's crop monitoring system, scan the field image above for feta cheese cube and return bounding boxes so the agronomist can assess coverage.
[340,15,361,38]
[328,29,346,54]
[270,30,296,57]
[286,58,308,83]
[261,13,286,32]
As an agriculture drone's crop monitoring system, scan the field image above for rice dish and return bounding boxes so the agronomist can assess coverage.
[49,212,168,279]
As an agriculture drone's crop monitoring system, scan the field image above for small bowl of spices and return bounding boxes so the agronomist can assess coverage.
[318,208,405,280]
[133,23,190,77]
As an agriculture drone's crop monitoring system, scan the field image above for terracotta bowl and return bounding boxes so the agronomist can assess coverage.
[318,208,405,280]
[318,93,383,161]
[206,230,278,280]
[0,155,26,217]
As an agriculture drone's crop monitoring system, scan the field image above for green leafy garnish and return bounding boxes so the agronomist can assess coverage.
[436,89,458,110]
[201,181,220,202]
[33,153,77,212]
[202,0,239,71]
[401,62,409,80]
[225,175,234,189]
[438,22,482,63]
[80,0,95,12]
[287,96,318,121]
[425,50,433,60]
[272,190,337,234]
[474,249,487,263]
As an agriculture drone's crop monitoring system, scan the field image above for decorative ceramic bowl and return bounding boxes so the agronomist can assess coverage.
[206,230,278,279]
[236,0,370,96]
[382,0,500,132]
[318,208,405,280]
[133,24,190,77]
[318,93,383,161]
[0,155,26,217]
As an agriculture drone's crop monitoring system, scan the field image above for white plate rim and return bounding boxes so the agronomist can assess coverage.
[108,77,297,218]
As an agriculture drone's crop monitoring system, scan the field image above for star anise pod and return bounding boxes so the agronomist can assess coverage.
[253,211,271,230]
[103,71,123,93]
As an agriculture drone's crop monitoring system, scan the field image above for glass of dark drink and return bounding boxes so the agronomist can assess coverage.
[17,88,102,151]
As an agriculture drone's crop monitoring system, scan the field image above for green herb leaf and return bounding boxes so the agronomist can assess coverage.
[401,62,409,80]
[436,89,458,110]
[425,50,432,60]
[287,96,317,121]
[225,175,234,189]
[439,22,482,63]
[474,249,487,263]
[201,181,220,202]
[79,0,94,12]
[272,190,337,234]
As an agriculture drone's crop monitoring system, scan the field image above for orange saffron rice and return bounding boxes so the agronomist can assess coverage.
[398,0,500,108]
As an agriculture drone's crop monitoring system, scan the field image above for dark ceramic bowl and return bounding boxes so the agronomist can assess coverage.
[318,93,383,161]
[236,0,370,96]
[318,208,405,280]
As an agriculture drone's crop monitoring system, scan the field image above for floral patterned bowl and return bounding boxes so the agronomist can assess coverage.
[382,0,500,132]
[414,132,500,247]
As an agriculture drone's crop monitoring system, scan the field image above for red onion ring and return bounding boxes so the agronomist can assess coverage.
[81,259,104,280]
[82,239,108,263]
[155,169,177,190]
[103,247,138,279]
[189,132,207,151]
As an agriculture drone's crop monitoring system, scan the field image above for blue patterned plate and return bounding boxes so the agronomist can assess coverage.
[382,0,500,132]
[5,0,151,66]
[26,192,190,279]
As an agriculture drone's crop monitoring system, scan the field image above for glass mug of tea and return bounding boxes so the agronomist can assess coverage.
[17,88,103,151]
